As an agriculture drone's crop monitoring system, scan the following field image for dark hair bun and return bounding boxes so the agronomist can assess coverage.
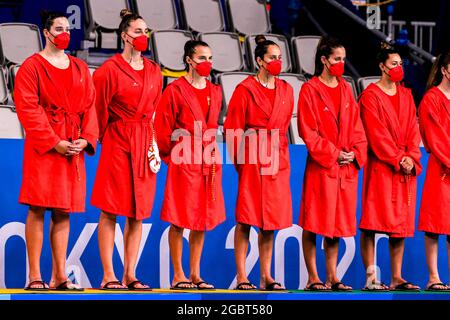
[120,9,133,19]
[255,35,267,45]
[40,10,50,23]
[40,10,66,30]
[380,41,394,50]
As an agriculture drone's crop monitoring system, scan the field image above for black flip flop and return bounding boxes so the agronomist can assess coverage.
[425,282,450,292]
[331,281,352,292]
[362,282,389,292]
[127,280,152,291]
[263,282,287,291]
[304,282,331,292]
[194,281,215,290]
[52,281,84,291]
[24,280,50,291]
[100,280,128,291]
[392,282,420,291]
[235,282,257,290]
[170,281,198,290]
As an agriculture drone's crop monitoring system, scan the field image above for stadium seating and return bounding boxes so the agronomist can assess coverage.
[180,0,225,33]
[0,23,42,66]
[85,0,129,49]
[133,0,179,30]
[357,76,380,93]
[198,32,244,72]
[0,105,24,139]
[342,75,358,98]
[217,71,252,125]
[226,0,270,35]
[151,29,194,72]
[291,36,321,75]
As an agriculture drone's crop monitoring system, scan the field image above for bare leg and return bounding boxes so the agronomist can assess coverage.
[389,237,419,290]
[324,237,351,290]
[234,223,255,289]
[259,229,284,290]
[189,230,213,289]
[25,206,47,289]
[98,212,125,289]
[49,210,70,286]
[169,224,195,289]
[424,232,448,289]
[122,217,149,289]
[360,230,386,289]
[447,236,450,286]
[302,230,327,290]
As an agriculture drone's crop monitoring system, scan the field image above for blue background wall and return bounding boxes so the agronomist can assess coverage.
[0,140,447,290]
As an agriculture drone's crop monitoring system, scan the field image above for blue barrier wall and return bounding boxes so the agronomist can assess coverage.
[0,139,447,290]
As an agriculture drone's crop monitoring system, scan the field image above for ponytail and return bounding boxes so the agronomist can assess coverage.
[426,51,450,90]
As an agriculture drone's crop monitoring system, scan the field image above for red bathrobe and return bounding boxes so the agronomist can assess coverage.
[224,76,294,230]
[359,83,422,238]
[154,77,225,231]
[418,87,450,235]
[91,54,162,220]
[14,53,98,212]
[297,77,367,238]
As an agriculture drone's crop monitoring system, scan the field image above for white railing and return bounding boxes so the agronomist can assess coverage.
[380,20,435,53]
[411,21,436,53]
[380,20,406,40]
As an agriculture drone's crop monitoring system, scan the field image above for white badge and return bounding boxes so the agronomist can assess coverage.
[148,140,161,174]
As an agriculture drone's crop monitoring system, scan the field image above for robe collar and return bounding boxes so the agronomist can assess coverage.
[432,86,450,118]
[33,53,83,111]
[366,83,406,144]
[240,76,288,131]
[172,76,220,131]
[110,53,158,118]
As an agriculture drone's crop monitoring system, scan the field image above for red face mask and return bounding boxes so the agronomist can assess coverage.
[193,61,212,77]
[385,65,404,82]
[263,59,282,76]
[49,32,70,50]
[327,61,345,77]
[128,34,149,52]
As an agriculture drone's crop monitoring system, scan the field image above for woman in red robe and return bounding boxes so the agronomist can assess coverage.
[418,51,450,291]
[297,37,367,292]
[14,11,98,291]
[155,40,225,290]
[224,35,293,291]
[359,45,422,291]
[91,10,162,290]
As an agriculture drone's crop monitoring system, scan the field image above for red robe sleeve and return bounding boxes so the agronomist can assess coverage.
[79,66,98,155]
[297,83,340,169]
[419,92,450,169]
[92,64,115,143]
[14,60,60,154]
[153,71,163,114]
[404,94,422,176]
[223,85,248,167]
[359,92,405,171]
[349,97,368,170]
[154,85,178,163]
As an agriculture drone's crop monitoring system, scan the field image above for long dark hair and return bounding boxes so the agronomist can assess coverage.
[183,40,209,71]
[314,36,344,76]
[40,10,66,31]
[119,9,143,33]
[254,35,278,64]
[426,51,450,90]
